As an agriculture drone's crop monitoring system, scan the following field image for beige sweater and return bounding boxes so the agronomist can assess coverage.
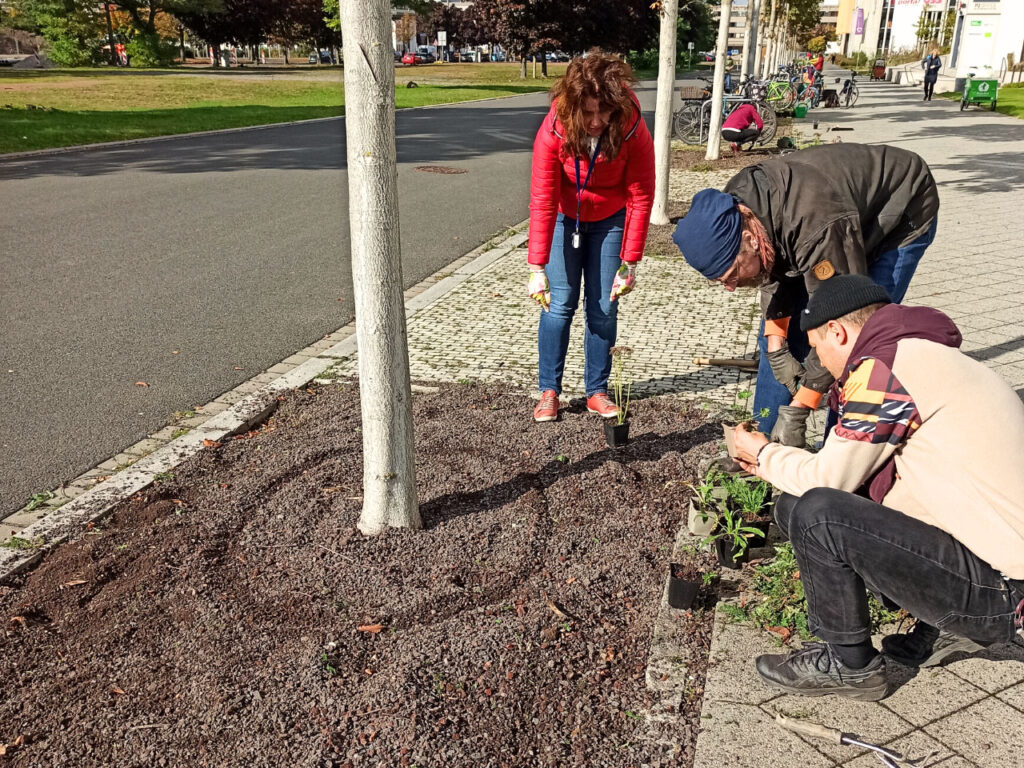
[759,337,1024,579]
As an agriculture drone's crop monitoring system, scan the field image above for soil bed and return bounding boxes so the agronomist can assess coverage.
[1,382,719,767]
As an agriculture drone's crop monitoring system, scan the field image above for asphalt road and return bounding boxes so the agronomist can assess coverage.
[0,81,668,518]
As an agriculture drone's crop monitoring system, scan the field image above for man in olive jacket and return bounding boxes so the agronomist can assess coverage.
[673,144,939,442]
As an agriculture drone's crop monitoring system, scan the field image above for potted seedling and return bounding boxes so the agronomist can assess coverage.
[667,561,701,610]
[702,505,764,570]
[725,475,774,543]
[604,346,633,448]
[687,467,730,537]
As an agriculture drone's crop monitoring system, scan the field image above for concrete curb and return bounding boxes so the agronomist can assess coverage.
[0,219,529,583]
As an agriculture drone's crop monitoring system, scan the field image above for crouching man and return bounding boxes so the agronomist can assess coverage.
[732,275,1024,701]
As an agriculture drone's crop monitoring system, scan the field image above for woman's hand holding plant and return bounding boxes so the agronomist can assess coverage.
[528,267,551,312]
[609,262,636,302]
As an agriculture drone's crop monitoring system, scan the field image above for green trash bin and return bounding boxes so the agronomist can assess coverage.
[794,103,808,118]
[961,77,998,111]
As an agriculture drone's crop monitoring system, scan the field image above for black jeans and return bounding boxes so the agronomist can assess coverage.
[774,489,1020,646]
[924,79,936,100]
[721,127,760,146]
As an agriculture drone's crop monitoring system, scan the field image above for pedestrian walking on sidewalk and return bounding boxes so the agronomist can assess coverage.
[671,143,939,441]
[730,276,1024,700]
[922,48,942,101]
[527,50,655,423]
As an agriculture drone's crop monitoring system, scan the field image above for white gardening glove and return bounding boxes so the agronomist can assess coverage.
[528,268,550,312]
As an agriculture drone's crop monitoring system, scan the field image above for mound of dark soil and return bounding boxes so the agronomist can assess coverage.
[0,383,719,767]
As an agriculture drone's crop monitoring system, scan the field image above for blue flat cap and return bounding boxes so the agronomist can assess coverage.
[673,189,741,279]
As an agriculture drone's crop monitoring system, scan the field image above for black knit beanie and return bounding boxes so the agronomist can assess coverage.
[800,274,892,332]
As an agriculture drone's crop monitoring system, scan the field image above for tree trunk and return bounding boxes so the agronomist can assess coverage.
[532,56,537,78]
[340,0,422,535]
[762,0,778,77]
[746,0,761,78]
[706,0,732,161]
[650,0,678,227]
[541,57,547,77]
[521,56,527,78]
[104,2,117,67]
[740,0,753,80]
[179,28,186,63]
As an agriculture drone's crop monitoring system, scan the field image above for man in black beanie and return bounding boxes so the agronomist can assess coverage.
[731,275,1024,700]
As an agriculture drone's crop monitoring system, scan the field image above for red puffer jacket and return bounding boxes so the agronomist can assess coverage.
[527,93,655,266]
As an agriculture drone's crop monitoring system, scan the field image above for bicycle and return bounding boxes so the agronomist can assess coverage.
[672,77,777,147]
[837,71,859,108]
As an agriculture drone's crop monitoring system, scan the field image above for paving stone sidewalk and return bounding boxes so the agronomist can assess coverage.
[690,78,1024,768]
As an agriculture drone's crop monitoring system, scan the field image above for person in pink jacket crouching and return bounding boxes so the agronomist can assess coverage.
[526,50,655,423]
[721,102,763,154]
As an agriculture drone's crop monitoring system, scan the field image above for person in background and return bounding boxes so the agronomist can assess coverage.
[527,50,655,423]
[671,143,939,440]
[922,48,942,101]
[721,102,763,154]
[814,52,825,80]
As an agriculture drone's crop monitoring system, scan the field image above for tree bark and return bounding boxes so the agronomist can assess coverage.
[706,0,732,161]
[341,0,422,535]
[740,0,754,80]
[650,0,678,227]
[104,2,117,67]
[746,0,761,78]
[762,0,778,77]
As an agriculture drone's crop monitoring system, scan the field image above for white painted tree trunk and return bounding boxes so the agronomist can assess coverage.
[762,0,778,77]
[341,0,422,535]
[705,0,733,161]
[740,0,754,80]
[650,0,679,227]
[746,0,762,78]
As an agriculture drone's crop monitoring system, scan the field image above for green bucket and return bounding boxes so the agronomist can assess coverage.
[794,103,808,118]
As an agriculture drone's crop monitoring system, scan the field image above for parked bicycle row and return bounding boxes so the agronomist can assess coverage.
[672,62,860,150]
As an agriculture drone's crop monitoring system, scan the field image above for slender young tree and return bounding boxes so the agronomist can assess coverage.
[705,0,732,161]
[340,0,422,535]
[761,0,777,77]
[650,0,678,227]
[740,0,753,80]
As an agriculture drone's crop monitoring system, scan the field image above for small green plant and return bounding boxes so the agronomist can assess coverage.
[25,491,54,512]
[1,535,45,550]
[608,346,634,425]
[154,471,174,484]
[725,475,773,520]
[701,504,763,562]
[170,428,191,439]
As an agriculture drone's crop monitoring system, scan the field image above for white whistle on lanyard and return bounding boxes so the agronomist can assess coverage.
[572,231,581,250]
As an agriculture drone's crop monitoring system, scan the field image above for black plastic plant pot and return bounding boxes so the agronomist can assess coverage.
[714,537,751,570]
[667,563,699,610]
[604,419,629,449]
[748,517,771,546]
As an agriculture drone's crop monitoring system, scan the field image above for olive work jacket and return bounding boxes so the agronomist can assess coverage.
[724,143,939,324]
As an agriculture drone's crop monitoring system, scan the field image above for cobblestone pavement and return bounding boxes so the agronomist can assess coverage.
[329,166,762,411]
[692,78,1024,768]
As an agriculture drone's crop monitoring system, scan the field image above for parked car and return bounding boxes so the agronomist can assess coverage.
[459,50,476,62]
[402,51,435,65]
[545,50,570,62]
[491,51,506,62]
[309,50,333,64]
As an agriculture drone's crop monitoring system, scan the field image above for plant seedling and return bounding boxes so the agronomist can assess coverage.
[608,346,634,425]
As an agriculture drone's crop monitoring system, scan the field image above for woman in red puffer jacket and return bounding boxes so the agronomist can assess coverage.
[527,50,655,423]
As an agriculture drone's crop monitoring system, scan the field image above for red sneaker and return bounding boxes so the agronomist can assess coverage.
[730,142,740,155]
[586,392,620,419]
[533,390,560,422]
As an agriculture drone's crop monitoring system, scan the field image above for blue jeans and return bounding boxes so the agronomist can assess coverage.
[752,217,937,434]
[538,209,625,396]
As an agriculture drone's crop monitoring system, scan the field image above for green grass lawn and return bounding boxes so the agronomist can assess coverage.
[938,83,1024,120]
[0,64,566,153]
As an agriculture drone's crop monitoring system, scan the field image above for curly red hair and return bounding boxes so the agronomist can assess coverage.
[549,49,636,161]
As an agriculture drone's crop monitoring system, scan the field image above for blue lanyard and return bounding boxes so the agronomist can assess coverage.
[574,137,602,231]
